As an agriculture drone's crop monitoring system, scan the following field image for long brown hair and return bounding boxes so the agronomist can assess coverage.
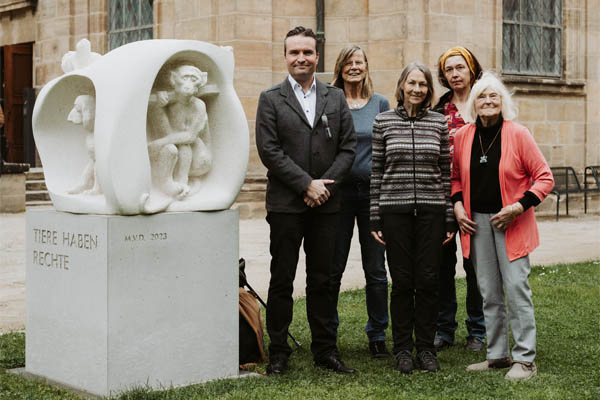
[332,45,373,99]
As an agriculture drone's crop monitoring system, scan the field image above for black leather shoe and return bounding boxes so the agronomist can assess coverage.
[395,350,414,374]
[315,354,356,374]
[415,350,440,372]
[369,341,391,359]
[266,356,288,375]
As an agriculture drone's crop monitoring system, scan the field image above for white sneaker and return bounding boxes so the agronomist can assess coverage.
[505,362,537,380]
[466,358,511,371]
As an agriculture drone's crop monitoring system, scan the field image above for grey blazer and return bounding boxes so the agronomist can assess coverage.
[255,77,356,213]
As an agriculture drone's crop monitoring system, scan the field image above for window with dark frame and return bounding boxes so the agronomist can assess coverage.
[108,0,153,51]
[502,0,562,77]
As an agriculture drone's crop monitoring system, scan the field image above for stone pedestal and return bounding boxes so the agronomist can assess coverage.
[25,209,239,397]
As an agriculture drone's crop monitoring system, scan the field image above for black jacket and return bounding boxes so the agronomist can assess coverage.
[255,78,356,213]
[433,90,453,114]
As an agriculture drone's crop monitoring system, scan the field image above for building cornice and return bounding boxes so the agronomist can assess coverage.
[503,75,586,97]
[0,0,36,14]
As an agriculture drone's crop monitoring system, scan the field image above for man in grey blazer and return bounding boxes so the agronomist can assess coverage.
[256,26,357,375]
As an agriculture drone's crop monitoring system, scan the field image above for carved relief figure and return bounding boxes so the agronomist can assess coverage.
[146,65,212,205]
[67,95,102,195]
[61,38,101,73]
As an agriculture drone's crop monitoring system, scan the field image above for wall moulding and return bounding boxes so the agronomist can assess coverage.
[503,75,586,97]
[0,0,36,14]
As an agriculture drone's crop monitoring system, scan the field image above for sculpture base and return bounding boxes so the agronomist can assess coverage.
[25,209,239,397]
[8,367,261,399]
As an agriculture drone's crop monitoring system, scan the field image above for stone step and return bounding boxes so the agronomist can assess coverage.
[26,190,51,202]
[25,168,50,206]
[26,180,47,191]
[26,200,53,208]
[25,167,45,181]
[236,176,267,211]
[243,175,267,184]
[241,182,267,192]
[236,191,265,203]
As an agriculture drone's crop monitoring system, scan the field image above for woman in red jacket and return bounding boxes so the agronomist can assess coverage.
[451,71,553,381]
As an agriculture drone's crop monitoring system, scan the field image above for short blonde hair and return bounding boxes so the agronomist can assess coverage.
[465,71,517,123]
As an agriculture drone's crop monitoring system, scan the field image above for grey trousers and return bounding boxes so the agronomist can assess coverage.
[470,212,536,363]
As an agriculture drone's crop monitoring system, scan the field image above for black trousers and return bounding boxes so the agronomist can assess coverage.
[382,212,444,354]
[266,211,339,360]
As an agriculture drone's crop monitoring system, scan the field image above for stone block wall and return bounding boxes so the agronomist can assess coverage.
[517,95,587,170]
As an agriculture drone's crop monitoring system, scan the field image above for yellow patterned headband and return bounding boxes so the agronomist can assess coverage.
[440,46,476,78]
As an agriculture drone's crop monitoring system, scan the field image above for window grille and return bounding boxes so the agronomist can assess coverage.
[502,0,562,77]
[108,0,153,50]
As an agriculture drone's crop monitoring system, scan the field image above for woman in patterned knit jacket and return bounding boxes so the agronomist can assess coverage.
[370,62,455,374]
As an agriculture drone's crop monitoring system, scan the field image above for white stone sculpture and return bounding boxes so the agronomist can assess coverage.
[66,95,102,195]
[142,65,212,213]
[32,39,249,215]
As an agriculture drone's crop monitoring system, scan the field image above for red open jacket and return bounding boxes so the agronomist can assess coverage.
[451,120,554,261]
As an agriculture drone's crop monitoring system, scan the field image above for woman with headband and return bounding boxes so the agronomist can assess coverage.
[432,46,486,353]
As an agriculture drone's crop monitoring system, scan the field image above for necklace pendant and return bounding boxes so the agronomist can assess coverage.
[480,155,488,164]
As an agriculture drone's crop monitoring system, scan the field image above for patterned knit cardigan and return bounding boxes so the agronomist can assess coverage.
[369,105,455,231]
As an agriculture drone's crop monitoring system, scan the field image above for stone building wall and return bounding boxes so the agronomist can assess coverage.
[0,4,35,46]
[1,0,598,175]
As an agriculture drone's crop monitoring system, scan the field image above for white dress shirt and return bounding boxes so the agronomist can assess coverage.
[288,75,317,128]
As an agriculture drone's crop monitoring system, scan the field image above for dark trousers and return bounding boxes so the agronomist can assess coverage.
[436,235,486,343]
[382,212,444,354]
[331,186,388,342]
[266,211,338,360]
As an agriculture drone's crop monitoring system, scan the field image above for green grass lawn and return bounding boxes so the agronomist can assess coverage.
[1,261,599,399]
